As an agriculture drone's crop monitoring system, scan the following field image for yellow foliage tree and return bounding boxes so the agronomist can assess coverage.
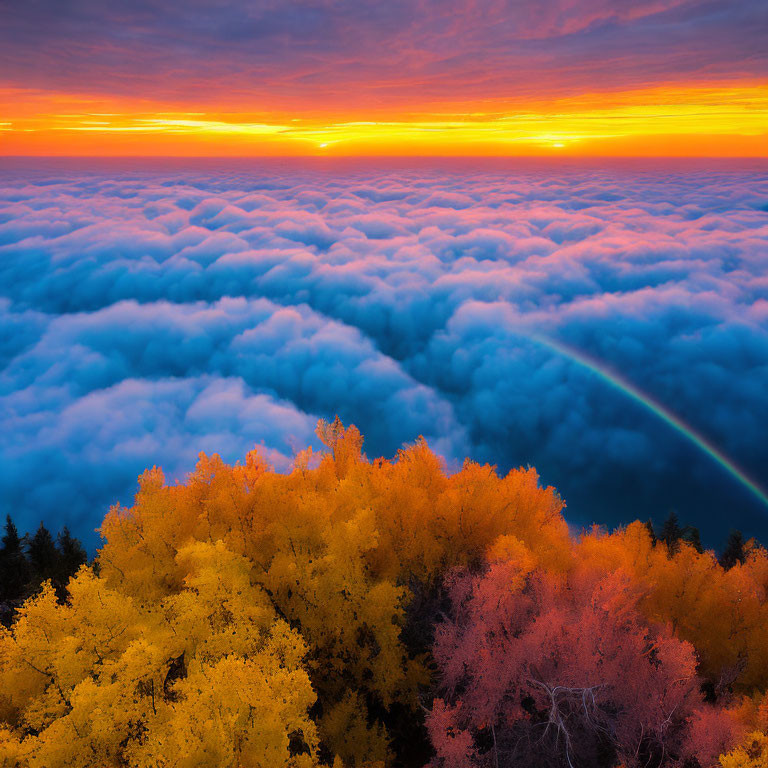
[719,732,768,768]
[39,418,569,766]
[0,543,319,768]
[18,419,761,767]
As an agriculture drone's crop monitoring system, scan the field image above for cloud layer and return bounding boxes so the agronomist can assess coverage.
[1,158,767,546]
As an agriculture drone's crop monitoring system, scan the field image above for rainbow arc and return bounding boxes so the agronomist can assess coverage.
[532,335,768,510]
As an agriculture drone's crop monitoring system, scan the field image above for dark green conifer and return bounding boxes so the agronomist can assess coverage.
[660,510,682,553]
[719,530,746,570]
[56,526,87,585]
[27,522,59,585]
[0,515,29,603]
[681,525,703,554]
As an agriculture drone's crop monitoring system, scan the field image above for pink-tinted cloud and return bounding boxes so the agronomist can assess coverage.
[1,158,767,546]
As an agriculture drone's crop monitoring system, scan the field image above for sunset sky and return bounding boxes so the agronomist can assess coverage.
[1,0,766,156]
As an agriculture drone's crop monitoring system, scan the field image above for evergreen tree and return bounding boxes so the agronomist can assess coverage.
[660,510,682,553]
[56,526,87,585]
[0,515,29,603]
[27,522,59,586]
[2,515,20,551]
[681,525,703,554]
[719,530,746,570]
[643,518,657,545]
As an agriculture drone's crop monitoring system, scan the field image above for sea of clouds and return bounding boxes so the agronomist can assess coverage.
[1,158,767,546]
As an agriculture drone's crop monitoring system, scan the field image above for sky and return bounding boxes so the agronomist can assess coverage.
[1,2,767,550]
[1,159,767,547]
[0,0,766,156]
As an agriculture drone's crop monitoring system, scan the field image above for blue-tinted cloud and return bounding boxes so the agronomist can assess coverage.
[1,159,767,546]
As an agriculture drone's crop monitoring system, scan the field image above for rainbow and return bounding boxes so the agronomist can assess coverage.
[532,334,768,510]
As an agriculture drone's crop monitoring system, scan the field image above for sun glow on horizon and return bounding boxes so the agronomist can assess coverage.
[1,83,766,156]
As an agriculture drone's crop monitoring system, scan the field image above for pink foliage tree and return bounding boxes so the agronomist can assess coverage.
[426,559,738,768]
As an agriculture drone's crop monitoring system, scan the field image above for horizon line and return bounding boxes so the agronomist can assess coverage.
[2,154,766,160]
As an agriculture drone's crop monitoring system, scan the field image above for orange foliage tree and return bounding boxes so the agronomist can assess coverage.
[576,522,768,693]
[1,419,569,767]
[0,418,766,768]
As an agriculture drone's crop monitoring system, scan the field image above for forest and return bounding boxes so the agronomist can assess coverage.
[1,418,767,768]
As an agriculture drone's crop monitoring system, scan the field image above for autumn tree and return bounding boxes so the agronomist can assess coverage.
[716,695,768,767]
[719,732,768,768]
[0,542,322,768]
[426,556,737,768]
[576,522,768,694]
[94,420,569,766]
[1,419,764,768]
